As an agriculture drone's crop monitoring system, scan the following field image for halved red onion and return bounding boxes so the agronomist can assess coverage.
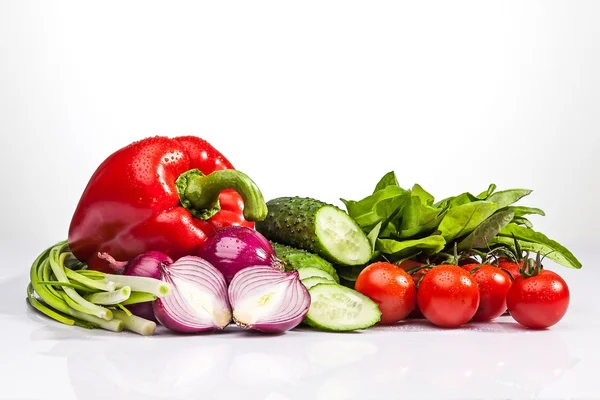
[153,256,231,333]
[197,226,284,283]
[228,265,311,333]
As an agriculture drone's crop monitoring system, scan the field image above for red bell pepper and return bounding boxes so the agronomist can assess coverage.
[68,135,267,273]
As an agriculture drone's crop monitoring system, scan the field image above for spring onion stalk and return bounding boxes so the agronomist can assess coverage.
[47,244,113,320]
[27,284,75,326]
[116,303,133,316]
[37,280,95,292]
[65,268,116,292]
[100,273,171,298]
[84,286,131,305]
[121,292,157,305]
[76,270,105,280]
[112,310,156,336]
[60,291,101,315]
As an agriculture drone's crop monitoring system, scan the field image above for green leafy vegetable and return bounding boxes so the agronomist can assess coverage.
[376,235,446,258]
[487,189,532,209]
[457,209,514,251]
[476,183,497,199]
[437,201,498,242]
[373,171,400,193]
[509,206,546,217]
[512,216,533,228]
[411,184,434,205]
[494,224,582,269]
[341,185,409,232]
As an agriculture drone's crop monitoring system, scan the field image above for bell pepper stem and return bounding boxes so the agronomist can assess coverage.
[177,169,268,221]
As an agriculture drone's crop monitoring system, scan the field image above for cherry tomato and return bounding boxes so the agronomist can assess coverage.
[462,263,512,321]
[417,265,480,328]
[506,270,570,329]
[355,262,417,324]
[397,260,430,318]
[496,257,524,281]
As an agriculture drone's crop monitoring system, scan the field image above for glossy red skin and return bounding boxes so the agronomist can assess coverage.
[68,136,252,272]
[417,265,480,328]
[355,262,417,325]
[497,257,524,281]
[397,260,429,318]
[506,270,570,329]
[462,264,512,321]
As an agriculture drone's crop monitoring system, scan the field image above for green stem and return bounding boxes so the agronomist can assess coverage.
[176,168,267,221]
[48,244,113,320]
[121,292,157,305]
[101,274,171,298]
[65,268,116,292]
[37,281,95,292]
[27,284,75,326]
[112,310,156,336]
[85,286,131,305]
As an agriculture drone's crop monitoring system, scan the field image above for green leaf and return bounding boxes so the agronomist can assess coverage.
[396,196,445,239]
[367,222,382,252]
[512,216,533,228]
[487,189,532,209]
[457,209,515,251]
[509,206,546,217]
[476,183,497,199]
[376,235,446,258]
[397,210,447,239]
[437,201,498,242]
[373,171,400,193]
[495,223,582,269]
[411,184,434,205]
[341,185,409,232]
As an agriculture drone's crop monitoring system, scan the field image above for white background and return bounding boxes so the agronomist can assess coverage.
[1,2,600,400]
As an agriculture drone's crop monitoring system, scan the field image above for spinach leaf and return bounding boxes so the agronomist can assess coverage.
[367,222,382,252]
[476,183,497,200]
[377,235,446,258]
[437,201,498,242]
[335,264,368,282]
[373,171,400,193]
[495,223,582,269]
[396,196,445,239]
[457,209,514,251]
[512,216,533,228]
[487,189,532,209]
[411,184,434,205]
[397,210,447,239]
[341,185,409,232]
[509,206,546,217]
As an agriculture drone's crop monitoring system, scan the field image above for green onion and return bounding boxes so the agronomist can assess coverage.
[116,303,133,316]
[112,310,156,336]
[100,274,171,298]
[121,291,157,305]
[85,286,131,305]
[65,268,116,292]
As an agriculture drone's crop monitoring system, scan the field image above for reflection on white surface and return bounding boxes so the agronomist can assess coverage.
[0,271,596,400]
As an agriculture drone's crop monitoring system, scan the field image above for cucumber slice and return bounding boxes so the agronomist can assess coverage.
[256,197,372,266]
[301,276,334,290]
[305,283,381,331]
[297,267,335,282]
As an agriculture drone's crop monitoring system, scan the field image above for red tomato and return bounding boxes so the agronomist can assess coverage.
[506,270,570,329]
[397,260,430,318]
[497,257,524,281]
[462,264,512,321]
[355,262,417,325]
[417,265,480,328]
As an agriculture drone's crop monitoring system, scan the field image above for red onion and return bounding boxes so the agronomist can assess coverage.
[98,250,173,321]
[153,256,231,333]
[197,226,284,283]
[228,265,310,333]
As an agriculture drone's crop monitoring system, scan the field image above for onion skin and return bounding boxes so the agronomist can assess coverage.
[228,265,311,334]
[198,226,284,283]
[154,256,232,333]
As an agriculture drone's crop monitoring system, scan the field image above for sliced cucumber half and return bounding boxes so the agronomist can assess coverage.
[315,206,372,265]
[305,283,381,331]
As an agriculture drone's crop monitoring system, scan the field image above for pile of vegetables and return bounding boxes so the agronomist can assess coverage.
[26,136,582,335]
